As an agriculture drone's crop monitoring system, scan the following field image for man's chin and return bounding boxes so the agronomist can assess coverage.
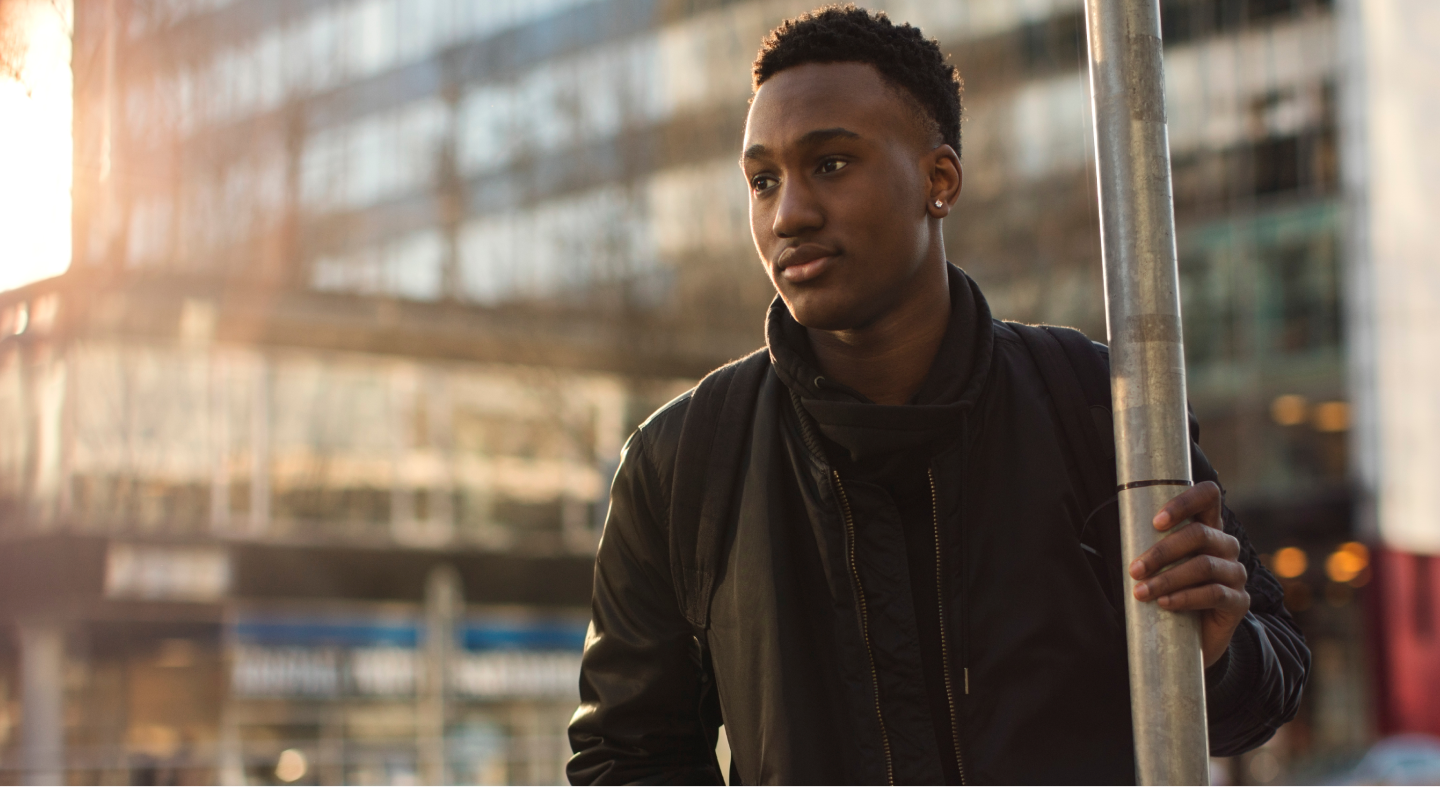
[780,290,871,332]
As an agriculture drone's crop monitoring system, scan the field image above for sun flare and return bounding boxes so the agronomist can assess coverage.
[0,0,72,292]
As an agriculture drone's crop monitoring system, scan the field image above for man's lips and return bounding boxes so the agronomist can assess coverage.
[775,245,839,284]
[781,255,834,283]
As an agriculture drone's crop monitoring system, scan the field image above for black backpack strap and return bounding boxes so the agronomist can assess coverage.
[1010,323,1125,611]
[1010,323,1113,508]
[1044,326,1117,467]
[669,348,771,632]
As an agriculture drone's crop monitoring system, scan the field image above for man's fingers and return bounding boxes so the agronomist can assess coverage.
[1130,520,1241,579]
[1152,481,1222,531]
[1134,554,1248,601]
[1155,583,1250,615]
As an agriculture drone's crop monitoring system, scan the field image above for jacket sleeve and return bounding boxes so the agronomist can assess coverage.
[1189,416,1311,756]
[567,424,726,786]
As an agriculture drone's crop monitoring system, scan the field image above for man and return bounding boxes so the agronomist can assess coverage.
[568,6,1308,784]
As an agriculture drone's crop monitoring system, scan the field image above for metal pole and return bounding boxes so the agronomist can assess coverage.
[1081,0,1210,784]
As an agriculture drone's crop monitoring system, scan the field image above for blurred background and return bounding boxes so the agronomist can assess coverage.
[0,0,1436,783]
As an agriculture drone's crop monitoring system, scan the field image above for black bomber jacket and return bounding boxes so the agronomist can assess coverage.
[568,271,1309,785]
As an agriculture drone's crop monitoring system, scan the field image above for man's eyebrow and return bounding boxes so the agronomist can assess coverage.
[742,127,863,162]
[797,127,862,146]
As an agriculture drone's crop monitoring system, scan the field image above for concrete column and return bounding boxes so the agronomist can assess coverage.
[210,351,233,534]
[19,621,65,786]
[1337,0,1440,556]
[216,701,246,786]
[419,565,461,785]
[249,354,270,535]
[319,703,345,785]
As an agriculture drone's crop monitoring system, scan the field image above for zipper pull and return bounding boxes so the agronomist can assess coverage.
[964,667,970,695]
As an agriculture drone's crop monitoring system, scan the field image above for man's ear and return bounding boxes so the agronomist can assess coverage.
[926,145,962,217]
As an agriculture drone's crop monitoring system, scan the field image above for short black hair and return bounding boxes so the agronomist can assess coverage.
[753,5,963,156]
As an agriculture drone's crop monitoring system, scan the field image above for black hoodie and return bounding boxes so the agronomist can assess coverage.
[769,267,989,783]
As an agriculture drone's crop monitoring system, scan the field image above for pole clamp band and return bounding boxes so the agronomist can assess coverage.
[1116,479,1191,492]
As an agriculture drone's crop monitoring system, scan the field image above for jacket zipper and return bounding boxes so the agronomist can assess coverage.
[929,470,967,785]
[832,470,895,786]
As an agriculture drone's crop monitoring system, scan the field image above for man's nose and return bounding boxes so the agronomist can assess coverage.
[772,180,823,239]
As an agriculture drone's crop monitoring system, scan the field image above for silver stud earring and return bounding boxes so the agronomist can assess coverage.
[934,200,943,208]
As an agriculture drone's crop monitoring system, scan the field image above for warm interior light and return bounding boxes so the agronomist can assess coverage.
[1272,547,1308,579]
[1325,542,1369,583]
[1313,401,1350,433]
[276,748,308,783]
[155,638,197,668]
[1270,395,1308,426]
[0,0,72,292]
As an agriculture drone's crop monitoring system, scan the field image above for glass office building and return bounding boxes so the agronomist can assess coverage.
[0,0,1365,783]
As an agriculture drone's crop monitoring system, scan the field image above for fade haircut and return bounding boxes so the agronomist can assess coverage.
[752,5,964,157]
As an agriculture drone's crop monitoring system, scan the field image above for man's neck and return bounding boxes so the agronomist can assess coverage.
[806,263,952,406]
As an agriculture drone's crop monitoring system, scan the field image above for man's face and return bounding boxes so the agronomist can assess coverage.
[742,62,953,331]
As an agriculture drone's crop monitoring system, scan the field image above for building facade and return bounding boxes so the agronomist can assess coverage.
[0,0,1399,783]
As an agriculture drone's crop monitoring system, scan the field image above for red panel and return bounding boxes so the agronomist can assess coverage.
[1370,548,1440,737]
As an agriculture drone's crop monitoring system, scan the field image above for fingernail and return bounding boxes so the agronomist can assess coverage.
[1134,582,1150,600]
[1153,511,1170,527]
[1129,559,1144,578]
[1158,595,1171,608]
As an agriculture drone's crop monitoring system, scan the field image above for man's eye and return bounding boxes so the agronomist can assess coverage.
[751,175,777,193]
[818,158,848,174]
